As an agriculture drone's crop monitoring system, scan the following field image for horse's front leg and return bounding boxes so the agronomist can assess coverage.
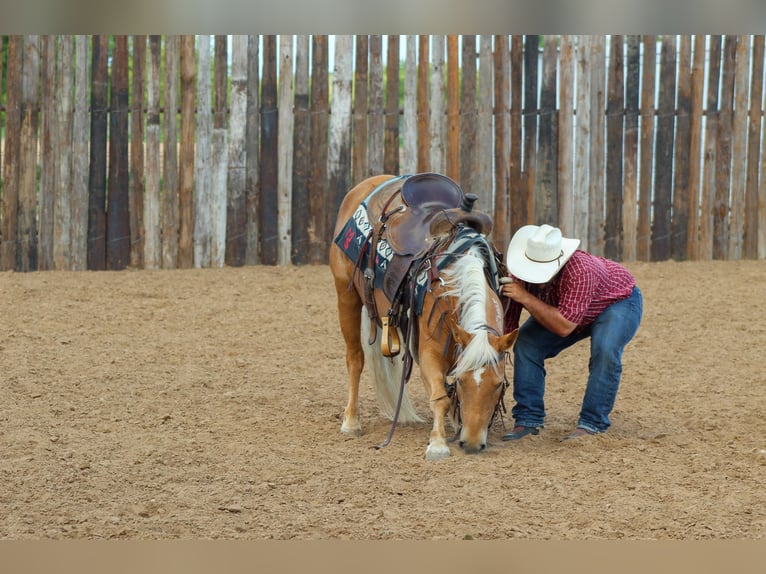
[333,271,365,437]
[419,355,451,460]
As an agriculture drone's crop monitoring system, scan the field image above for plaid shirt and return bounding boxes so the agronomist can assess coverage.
[504,250,636,333]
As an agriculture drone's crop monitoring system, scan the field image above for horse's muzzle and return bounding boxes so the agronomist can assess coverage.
[459,441,486,454]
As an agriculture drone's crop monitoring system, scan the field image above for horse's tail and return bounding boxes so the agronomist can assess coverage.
[361,312,424,424]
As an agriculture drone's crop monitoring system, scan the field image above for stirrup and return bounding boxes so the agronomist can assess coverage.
[380,316,400,357]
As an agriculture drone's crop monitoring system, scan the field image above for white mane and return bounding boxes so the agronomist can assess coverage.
[441,245,502,381]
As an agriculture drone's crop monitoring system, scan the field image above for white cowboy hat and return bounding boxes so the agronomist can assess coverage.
[505,224,581,284]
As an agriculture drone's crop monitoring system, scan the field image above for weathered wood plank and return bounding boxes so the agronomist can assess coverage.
[522,35,539,231]
[493,35,510,247]
[573,35,592,248]
[651,36,676,262]
[39,35,56,271]
[308,35,329,263]
[71,35,90,271]
[417,35,430,172]
[326,35,354,241]
[478,35,493,219]
[536,35,558,229]
[671,36,691,261]
[509,35,524,233]
[1,36,22,270]
[686,35,706,261]
[368,35,384,176]
[245,35,261,265]
[622,35,640,261]
[352,35,368,183]
[745,35,764,259]
[637,35,656,261]
[54,36,74,271]
[209,35,229,268]
[700,35,722,260]
[107,35,131,270]
[429,35,446,174]
[713,35,737,260]
[291,35,310,264]
[385,35,400,175]
[178,34,196,269]
[144,35,161,270]
[19,35,41,271]
[277,35,294,265]
[226,35,249,267]
[129,35,146,269]
[87,35,109,270]
[260,35,278,265]
[587,35,606,256]
[162,35,180,269]
[728,35,750,260]
[401,35,418,175]
[193,35,212,268]
[558,35,575,237]
[446,35,459,182]
[459,35,477,196]
[604,35,624,261]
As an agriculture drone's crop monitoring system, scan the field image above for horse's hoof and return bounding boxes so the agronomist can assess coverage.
[341,424,363,437]
[425,444,451,461]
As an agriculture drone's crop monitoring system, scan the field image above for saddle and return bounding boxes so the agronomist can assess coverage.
[354,173,494,357]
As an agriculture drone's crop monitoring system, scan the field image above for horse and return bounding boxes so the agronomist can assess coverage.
[329,173,518,460]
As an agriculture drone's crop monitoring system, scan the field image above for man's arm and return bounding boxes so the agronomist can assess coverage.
[500,280,577,337]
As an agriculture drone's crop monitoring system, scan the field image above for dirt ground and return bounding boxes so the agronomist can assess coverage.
[1,258,765,540]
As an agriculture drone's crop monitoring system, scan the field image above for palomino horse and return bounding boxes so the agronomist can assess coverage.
[329,173,518,460]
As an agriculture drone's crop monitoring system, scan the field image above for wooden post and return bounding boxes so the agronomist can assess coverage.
[210,35,229,268]
[509,35,524,232]
[493,35,510,246]
[536,35,559,228]
[604,35,624,261]
[700,36,722,260]
[430,35,447,174]
[637,35,656,261]
[352,35,368,184]
[277,35,294,265]
[446,35,459,182]
[144,35,162,270]
[671,36,691,261]
[71,35,90,270]
[178,34,196,269]
[651,36,677,262]
[129,35,146,269]
[417,35,430,173]
[558,35,575,237]
[587,35,605,257]
[401,35,418,176]
[291,35,310,264]
[477,36,493,220]
[19,35,40,271]
[107,35,131,270]
[459,35,477,197]
[308,35,328,263]
[745,35,764,259]
[226,35,249,267]
[1,36,22,271]
[193,35,212,268]
[686,35,706,261]
[523,35,540,230]
[39,36,56,271]
[368,35,384,175]
[574,36,592,249]
[162,35,180,269]
[728,35,751,260]
[54,36,75,271]
[385,35,400,175]
[245,35,261,265]
[326,35,353,241]
[713,36,737,260]
[622,35,641,262]
[260,35,278,265]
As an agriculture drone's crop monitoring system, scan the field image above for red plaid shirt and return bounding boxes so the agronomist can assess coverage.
[504,250,636,333]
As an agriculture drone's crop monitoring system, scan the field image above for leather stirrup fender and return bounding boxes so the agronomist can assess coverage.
[380,316,401,357]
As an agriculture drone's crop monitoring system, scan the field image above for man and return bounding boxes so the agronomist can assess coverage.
[500,224,643,441]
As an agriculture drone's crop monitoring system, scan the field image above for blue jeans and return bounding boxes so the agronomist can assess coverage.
[511,286,643,433]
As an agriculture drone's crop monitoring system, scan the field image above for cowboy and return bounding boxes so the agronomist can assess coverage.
[499,224,643,441]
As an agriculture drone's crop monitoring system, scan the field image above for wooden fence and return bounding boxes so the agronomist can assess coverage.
[0,35,764,271]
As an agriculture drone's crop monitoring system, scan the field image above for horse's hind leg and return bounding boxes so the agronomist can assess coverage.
[332,265,365,436]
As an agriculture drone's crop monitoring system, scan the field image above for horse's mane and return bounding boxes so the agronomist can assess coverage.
[441,244,503,381]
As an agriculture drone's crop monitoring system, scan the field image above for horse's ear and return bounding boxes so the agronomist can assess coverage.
[493,328,518,353]
[445,311,472,348]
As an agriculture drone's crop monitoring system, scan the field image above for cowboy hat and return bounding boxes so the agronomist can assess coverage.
[505,224,581,283]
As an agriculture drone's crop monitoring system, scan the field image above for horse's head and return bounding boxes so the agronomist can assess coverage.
[448,315,518,453]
